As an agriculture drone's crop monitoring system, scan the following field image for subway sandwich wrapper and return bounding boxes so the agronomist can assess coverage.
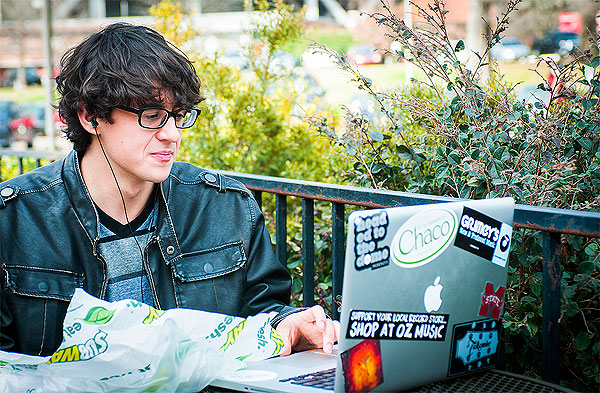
[0,288,285,392]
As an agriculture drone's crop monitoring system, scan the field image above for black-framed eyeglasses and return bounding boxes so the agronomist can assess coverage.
[118,105,200,129]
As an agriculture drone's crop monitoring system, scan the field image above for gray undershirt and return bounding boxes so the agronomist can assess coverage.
[97,202,158,307]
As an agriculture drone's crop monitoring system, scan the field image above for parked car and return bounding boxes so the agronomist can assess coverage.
[269,50,299,72]
[301,48,336,69]
[347,45,383,66]
[0,100,19,147]
[10,103,46,148]
[490,38,530,62]
[2,67,42,87]
[533,30,580,57]
[220,48,249,69]
[347,94,388,125]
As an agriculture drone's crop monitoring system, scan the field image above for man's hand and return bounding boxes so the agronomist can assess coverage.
[275,305,341,356]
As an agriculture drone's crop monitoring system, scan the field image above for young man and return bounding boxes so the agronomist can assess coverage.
[0,23,338,358]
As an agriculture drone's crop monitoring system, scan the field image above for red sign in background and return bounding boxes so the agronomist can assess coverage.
[558,12,582,34]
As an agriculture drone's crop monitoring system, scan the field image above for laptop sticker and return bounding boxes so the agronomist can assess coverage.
[479,282,506,319]
[341,339,384,392]
[354,211,390,271]
[346,310,449,341]
[448,319,500,377]
[454,207,513,267]
[423,276,443,312]
[391,208,458,268]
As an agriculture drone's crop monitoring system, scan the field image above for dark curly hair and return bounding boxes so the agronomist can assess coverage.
[56,22,202,153]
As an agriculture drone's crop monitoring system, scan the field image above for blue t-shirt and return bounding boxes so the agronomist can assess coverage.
[96,193,158,307]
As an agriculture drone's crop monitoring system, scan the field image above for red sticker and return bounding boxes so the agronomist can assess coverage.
[341,339,384,392]
[479,283,505,319]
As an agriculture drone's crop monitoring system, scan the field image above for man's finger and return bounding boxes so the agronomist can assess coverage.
[321,318,336,353]
[333,320,341,342]
[308,305,328,330]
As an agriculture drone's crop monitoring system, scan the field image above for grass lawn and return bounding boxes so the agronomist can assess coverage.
[0,86,47,104]
[309,60,550,110]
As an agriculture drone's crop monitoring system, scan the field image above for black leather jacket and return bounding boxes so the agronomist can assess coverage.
[0,151,294,356]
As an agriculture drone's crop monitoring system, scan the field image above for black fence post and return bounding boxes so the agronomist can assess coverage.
[276,194,287,268]
[302,198,315,307]
[542,231,562,384]
[253,190,262,210]
[332,202,345,320]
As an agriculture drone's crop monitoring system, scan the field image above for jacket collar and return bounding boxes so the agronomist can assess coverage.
[62,150,101,249]
[62,150,181,262]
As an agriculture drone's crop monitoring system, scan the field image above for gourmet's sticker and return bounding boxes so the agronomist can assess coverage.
[346,310,449,341]
[391,208,458,268]
[454,207,512,267]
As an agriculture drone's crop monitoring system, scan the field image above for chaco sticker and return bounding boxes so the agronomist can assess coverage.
[346,309,449,341]
[391,208,458,268]
[448,319,500,377]
[454,207,512,267]
[341,339,384,392]
[354,211,390,271]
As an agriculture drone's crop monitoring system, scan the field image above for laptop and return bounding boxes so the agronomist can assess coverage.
[211,197,515,392]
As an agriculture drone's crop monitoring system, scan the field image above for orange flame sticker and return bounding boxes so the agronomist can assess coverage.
[341,339,384,392]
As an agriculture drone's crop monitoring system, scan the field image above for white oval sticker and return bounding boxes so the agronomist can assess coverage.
[391,208,458,268]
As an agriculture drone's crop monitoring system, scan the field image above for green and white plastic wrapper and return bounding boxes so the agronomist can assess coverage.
[0,289,285,392]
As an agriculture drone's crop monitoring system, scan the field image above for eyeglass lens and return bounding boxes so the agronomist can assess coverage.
[140,108,197,129]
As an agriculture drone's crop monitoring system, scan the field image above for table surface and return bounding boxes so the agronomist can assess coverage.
[201,369,576,393]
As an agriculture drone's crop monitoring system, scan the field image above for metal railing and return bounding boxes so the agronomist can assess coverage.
[1,148,599,385]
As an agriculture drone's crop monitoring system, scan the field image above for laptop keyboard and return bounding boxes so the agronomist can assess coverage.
[279,367,336,390]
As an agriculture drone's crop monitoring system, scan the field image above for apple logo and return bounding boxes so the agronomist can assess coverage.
[424,276,443,312]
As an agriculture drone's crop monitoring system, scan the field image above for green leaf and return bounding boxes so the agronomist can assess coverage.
[575,332,590,350]
[467,177,481,187]
[454,40,465,52]
[447,152,460,165]
[565,300,579,317]
[526,320,538,336]
[80,306,115,325]
[236,353,253,361]
[287,259,301,269]
[488,164,499,179]
[578,137,593,151]
[436,165,449,178]
[591,56,600,68]
[578,262,595,275]
[584,242,598,256]
[396,145,412,160]
[368,131,384,142]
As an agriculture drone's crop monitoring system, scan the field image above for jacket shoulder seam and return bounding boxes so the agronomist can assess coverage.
[170,172,251,196]
[18,179,63,195]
